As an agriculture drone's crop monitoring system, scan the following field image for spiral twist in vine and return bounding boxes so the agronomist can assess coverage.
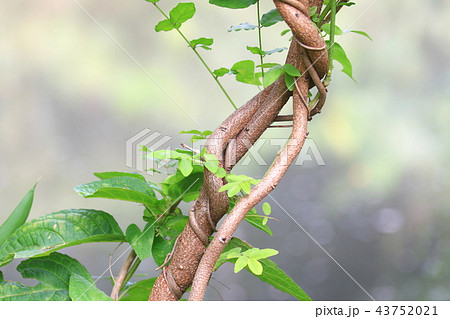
[149,0,331,300]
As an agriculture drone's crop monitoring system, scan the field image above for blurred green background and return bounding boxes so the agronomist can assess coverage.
[1,0,449,300]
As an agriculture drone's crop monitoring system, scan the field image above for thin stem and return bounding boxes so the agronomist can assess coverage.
[110,250,137,301]
[121,257,142,291]
[324,0,336,86]
[257,1,264,78]
[153,4,237,110]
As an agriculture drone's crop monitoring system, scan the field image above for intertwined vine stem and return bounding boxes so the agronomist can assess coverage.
[149,0,331,301]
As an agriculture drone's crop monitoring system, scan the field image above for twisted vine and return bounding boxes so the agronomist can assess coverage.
[149,0,331,301]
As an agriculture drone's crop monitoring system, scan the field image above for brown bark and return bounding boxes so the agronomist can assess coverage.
[149,0,328,301]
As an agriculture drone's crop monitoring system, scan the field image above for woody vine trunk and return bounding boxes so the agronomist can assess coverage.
[149,0,330,301]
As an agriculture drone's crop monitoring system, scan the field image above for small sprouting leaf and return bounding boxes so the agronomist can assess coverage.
[219,238,311,301]
[231,60,261,85]
[155,19,175,32]
[178,158,194,177]
[215,167,227,178]
[328,41,354,80]
[226,247,242,259]
[262,202,271,215]
[234,256,249,273]
[213,67,230,77]
[145,0,160,3]
[263,64,284,88]
[0,184,36,246]
[247,46,265,56]
[69,274,112,301]
[169,2,196,27]
[309,6,318,17]
[228,22,258,32]
[261,9,283,27]
[210,0,258,9]
[126,223,155,260]
[155,2,196,32]
[190,37,214,50]
[240,181,251,194]
[283,63,301,77]
[280,29,291,36]
[220,183,241,197]
[245,248,278,260]
[349,30,373,41]
[247,258,263,275]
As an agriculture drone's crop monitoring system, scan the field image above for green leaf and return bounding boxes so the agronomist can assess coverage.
[155,19,175,32]
[261,9,283,27]
[146,0,160,3]
[152,235,174,267]
[262,202,271,215]
[280,29,291,36]
[74,176,159,207]
[155,2,196,32]
[213,67,230,77]
[178,158,194,177]
[226,247,242,259]
[0,253,92,301]
[350,30,373,41]
[309,6,318,17]
[244,208,273,236]
[210,0,258,9]
[69,274,112,301]
[231,60,261,85]
[283,63,301,76]
[321,23,343,35]
[0,209,125,264]
[0,184,36,246]
[120,278,157,301]
[257,63,281,69]
[234,256,249,273]
[227,184,242,197]
[245,248,278,260]
[94,171,146,182]
[126,223,155,260]
[263,64,284,88]
[189,37,214,50]
[159,215,187,239]
[170,2,196,27]
[240,181,251,194]
[162,165,203,202]
[228,22,258,32]
[284,74,295,91]
[247,46,265,56]
[247,258,263,275]
[219,238,311,301]
[180,129,202,135]
[215,167,227,178]
[328,41,354,80]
